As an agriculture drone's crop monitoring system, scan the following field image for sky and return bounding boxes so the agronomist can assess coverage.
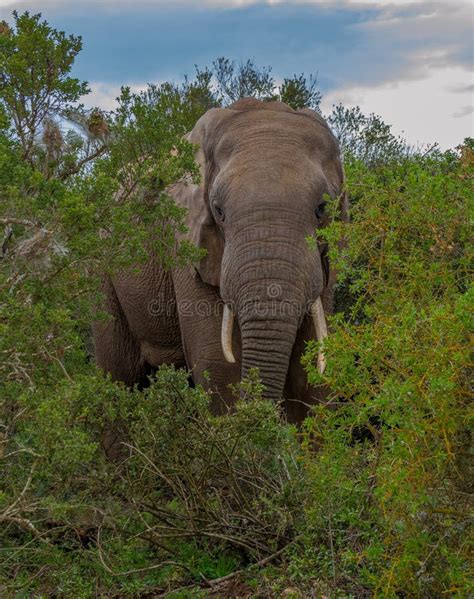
[1,0,473,149]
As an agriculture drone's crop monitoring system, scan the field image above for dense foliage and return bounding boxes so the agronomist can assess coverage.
[1,11,472,598]
[300,146,473,596]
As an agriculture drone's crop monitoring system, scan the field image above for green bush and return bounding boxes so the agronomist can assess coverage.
[299,143,473,597]
[1,365,305,596]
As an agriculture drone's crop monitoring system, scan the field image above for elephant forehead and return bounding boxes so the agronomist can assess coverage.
[212,156,328,201]
[213,110,339,163]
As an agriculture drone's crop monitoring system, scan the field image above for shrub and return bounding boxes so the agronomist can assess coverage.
[0,367,306,596]
[96,369,305,568]
[300,142,473,596]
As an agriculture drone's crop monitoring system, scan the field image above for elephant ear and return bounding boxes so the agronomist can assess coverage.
[297,108,349,223]
[172,108,237,287]
[298,108,349,222]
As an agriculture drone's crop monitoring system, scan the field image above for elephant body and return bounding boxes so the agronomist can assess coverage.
[93,99,347,422]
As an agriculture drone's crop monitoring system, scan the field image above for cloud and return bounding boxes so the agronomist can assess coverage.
[321,64,474,149]
[448,83,474,94]
[1,0,471,13]
[85,81,148,111]
[1,1,373,88]
[2,2,471,85]
[5,0,470,89]
[339,2,473,88]
[453,105,474,119]
[0,0,470,11]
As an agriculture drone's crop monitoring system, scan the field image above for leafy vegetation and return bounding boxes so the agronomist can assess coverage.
[1,11,472,598]
[300,145,473,596]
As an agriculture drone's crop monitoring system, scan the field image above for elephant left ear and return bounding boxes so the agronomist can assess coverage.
[193,199,224,287]
[172,108,235,287]
[170,169,223,288]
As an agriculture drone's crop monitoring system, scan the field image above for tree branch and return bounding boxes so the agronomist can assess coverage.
[58,144,107,180]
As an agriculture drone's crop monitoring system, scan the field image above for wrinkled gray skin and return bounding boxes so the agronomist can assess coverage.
[93,99,348,422]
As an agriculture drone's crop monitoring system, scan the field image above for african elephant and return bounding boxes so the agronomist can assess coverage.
[93,98,348,422]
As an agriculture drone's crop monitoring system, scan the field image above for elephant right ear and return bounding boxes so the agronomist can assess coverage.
[172,108,236,287]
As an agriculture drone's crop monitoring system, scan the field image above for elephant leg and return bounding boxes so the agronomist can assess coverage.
[93,276,151,388]
[111,262,186,373]
[93,277,152,461]
[172,267,241,413]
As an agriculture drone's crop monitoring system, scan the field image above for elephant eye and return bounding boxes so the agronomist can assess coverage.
[315,201,327,220]
[214,205,225,222]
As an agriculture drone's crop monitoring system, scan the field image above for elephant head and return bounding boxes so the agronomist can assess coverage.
[174,98,347,400]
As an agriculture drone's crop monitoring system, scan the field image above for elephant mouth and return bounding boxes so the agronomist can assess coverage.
[220,297,328,375]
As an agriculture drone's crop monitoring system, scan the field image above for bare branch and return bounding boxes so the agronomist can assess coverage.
[0,218,39,228]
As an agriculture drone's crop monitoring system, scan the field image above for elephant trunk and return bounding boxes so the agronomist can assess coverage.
[238,304,299,399]
[236,268,307,399]
[221,297,327,399]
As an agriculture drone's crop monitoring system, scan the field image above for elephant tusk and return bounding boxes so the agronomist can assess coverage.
[310,297,328,375]
[221,304,236,363]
